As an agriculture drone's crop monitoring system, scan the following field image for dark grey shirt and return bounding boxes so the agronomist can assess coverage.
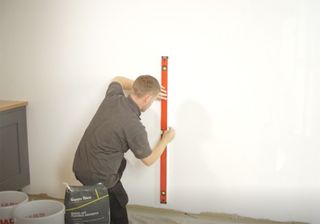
[73,82,152,187]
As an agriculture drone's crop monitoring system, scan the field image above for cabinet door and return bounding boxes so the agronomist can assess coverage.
[0,107,30,190]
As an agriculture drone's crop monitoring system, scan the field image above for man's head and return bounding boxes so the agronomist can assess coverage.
[131,75,161,112]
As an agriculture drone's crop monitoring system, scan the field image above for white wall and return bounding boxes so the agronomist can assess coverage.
[1,0,319,223]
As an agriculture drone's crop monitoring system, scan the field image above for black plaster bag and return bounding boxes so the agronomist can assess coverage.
[64,183,110,224]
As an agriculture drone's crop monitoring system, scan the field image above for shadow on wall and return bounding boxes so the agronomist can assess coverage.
[173,100,214,193]
[57,140,81,196]
[57,125,88,196]
[176,100,213,142]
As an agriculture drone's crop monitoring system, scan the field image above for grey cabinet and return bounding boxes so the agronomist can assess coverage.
[0,101,30,190]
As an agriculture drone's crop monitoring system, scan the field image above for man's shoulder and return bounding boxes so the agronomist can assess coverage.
[105,82,124,98]
[109,81,122,88]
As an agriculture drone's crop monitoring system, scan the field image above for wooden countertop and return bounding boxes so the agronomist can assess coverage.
[0,100,28,112]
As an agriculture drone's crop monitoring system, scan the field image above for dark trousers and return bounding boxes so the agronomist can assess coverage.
[75,159,129,224]
[108,159,128,224]
[108,181,128,224]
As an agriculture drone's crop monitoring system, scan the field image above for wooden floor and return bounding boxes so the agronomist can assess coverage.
[28,194,307,224]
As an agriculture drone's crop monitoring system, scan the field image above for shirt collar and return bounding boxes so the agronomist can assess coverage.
[127,95,141,119]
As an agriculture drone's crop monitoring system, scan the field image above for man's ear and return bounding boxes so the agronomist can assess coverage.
[144,94,153,103]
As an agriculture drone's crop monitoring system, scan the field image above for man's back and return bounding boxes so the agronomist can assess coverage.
[73,82,151,188]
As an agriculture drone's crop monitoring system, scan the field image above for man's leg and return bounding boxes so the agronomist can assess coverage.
[108,158,128,224]
[108,181,129,224]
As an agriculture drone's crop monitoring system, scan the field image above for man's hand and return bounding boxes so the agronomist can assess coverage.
[157,86,167,101]
[142,127,175,166]
[162,127,175,143]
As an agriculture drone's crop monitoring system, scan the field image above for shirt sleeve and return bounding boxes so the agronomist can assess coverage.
[127,127,152,159]
[106,82,124,98]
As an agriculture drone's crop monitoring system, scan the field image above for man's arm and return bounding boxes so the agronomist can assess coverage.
[142,128,175,166]
[112,76,134,91]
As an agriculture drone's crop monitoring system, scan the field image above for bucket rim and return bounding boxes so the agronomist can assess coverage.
[13,199,65,220]
[0,191,29,208]
[0,191,28,196]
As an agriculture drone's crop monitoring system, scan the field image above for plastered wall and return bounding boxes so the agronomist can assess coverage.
[0,0,319,223]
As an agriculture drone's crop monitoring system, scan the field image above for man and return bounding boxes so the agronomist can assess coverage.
[72,75,175,224]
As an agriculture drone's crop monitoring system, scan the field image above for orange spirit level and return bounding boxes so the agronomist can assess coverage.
[160,56,168,204]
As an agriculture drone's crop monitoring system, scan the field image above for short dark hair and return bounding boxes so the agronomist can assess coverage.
[132,75,161,98]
